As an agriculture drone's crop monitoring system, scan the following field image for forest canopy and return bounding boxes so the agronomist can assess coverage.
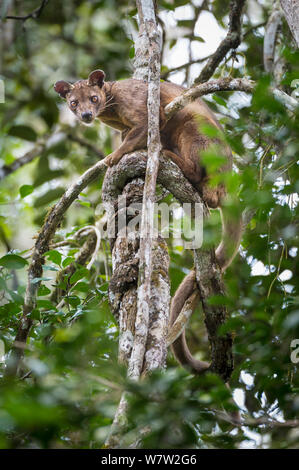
[0,0,299,450]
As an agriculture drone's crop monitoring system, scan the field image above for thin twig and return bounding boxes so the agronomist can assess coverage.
[216,410,299,429]
[267,243,286,299]
[161,20,266,81]
[161,55,212,79]
[5,0,49,21]
[194,0,247,84]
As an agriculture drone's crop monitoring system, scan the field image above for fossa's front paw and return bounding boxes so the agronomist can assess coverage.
[104,152,122,167]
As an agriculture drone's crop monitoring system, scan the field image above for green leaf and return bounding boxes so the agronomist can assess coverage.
[34,188,65,208]
[8,125,37,142]
[193,36,205,43]
[78,200,92,208]
[38,285,51,296]
[29,308,40,320]
[42,265,59,271]
[0,301,21,316]
[65,296,81,308]
[55,279,68,291]
[129,46,135,58]
[20,185,34,198]
[200,123,223,139]
[54,324,81,342]
[160,1,175,11]
[31,277,52,284]
[62,256,74,268]
[169,39,177,50]
[72,281,90,292]
[8,289,23,303]
[0,254,28,269]
[213,95,227,107]
[177,19,194,29]
[70,267,89,284]
[0,277,6,291]
[45,250,62,266]
[36,299,55,309]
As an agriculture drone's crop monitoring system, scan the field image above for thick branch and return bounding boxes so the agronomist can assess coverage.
[100,151,205,208]
[164,77,299,120]
[280,0,299,47]
[194,249,233,381]
[194,0,247,84]
[103,150,235,385]
[272,87,299,111]
[129,0,162,381]
[103,152,171,448]
[50,230,98,304]
[165,77,255,119]
[6,158,107,376]
[264,2,283,73]
[103,151,201,448]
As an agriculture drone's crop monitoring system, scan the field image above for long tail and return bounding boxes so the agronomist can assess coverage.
[170,203,243,372]
[215,202,243,270]
[170,270,209,373]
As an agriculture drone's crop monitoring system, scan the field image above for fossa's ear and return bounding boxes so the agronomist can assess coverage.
[54,80,73,98]
[88,69,105,88]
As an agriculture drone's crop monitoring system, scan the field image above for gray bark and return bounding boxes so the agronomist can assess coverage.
[130,0,163,381]
[103,150,205,448]
[280,0,299,47]
[105,0,166,448]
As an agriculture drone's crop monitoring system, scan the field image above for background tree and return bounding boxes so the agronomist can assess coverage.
[0,0,298,449]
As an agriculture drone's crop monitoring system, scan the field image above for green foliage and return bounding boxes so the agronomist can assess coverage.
[0,0,298,450]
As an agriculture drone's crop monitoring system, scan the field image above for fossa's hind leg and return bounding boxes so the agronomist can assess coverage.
[162,149,196,181]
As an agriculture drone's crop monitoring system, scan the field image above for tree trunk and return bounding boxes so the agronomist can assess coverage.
[280,0,299,47]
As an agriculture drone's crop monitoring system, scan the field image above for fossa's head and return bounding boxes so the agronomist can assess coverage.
[54,70,106,124]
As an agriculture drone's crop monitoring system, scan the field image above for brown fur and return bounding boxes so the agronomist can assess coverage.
[55,70,230,207]
[54,69,243,375]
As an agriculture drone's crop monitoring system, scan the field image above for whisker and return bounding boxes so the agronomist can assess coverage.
[103,103,117,110]
[102,100,119,112]
[104,96,115,106]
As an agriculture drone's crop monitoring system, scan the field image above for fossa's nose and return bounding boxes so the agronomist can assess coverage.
[81,111,92,122]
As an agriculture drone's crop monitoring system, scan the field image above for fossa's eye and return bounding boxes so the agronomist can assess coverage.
[90,95,98,103]
[70,100,78,109]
